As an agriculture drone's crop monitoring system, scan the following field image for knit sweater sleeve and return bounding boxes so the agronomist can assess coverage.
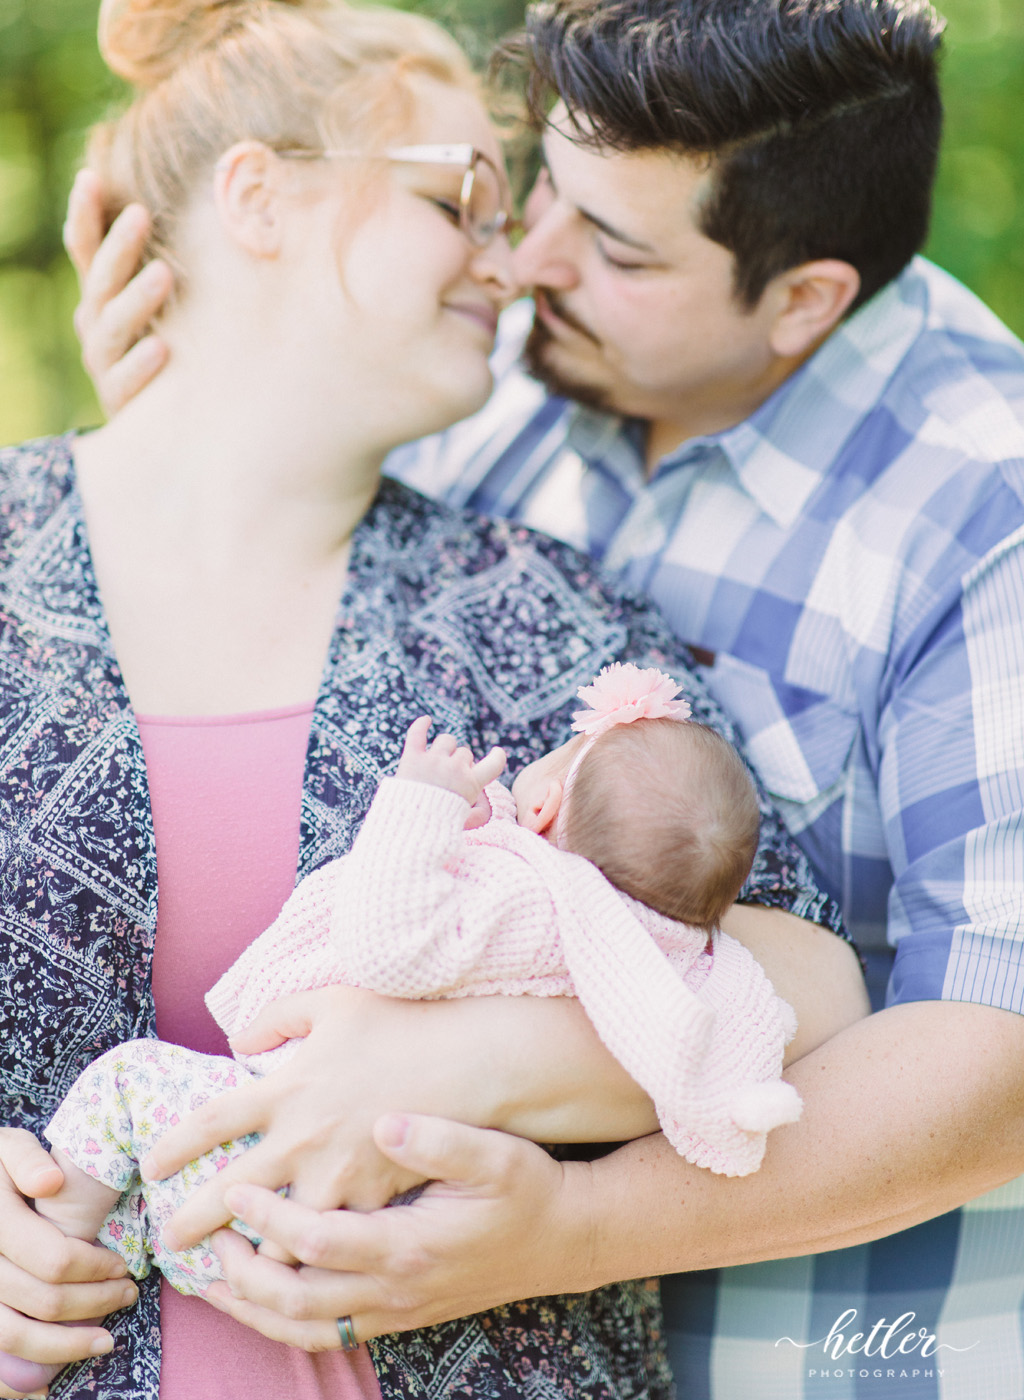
[326,777,567,997]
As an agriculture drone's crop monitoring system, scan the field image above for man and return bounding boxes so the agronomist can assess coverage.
[60,1,1024,1397]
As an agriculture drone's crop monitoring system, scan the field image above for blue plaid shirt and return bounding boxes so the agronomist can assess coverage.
[389,257,1024,1400]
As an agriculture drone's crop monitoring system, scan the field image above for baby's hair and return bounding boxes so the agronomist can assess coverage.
[89,0,478,276]
[561,719,760,933]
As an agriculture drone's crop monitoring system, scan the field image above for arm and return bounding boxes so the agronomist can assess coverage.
[0,1130,137,1391]
[191,998,1024,1351]
[143,902,862,1237]
[328,720,534,994]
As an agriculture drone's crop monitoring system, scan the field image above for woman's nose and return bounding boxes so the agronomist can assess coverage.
[471,232,520,306]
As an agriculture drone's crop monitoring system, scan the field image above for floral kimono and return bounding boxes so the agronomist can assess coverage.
[0,435,840,1400]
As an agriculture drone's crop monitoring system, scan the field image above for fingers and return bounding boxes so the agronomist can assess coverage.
[0,1133,63,1203]
[0,1143,127,1289]
[63,170,107,278]
[401,716,433,759]
[0,1254,136,1328]
[474,746,506,787]
[161,1136,293,1251]
[0,1302,113,1368]
[227,988,326,1057]
[70,198,172,416]
[94,334,170,418]
[221,1188,383,1274]
[141,1081,266,1183]
[373,1113,517,1192]
[209,1227,383,1349]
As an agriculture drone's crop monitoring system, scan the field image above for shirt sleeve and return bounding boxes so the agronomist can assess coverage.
[885,529,1024,1010]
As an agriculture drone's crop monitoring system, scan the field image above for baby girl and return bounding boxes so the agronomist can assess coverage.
[18,665,800,1376]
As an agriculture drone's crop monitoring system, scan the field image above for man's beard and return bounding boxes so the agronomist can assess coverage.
[522,313,616,414]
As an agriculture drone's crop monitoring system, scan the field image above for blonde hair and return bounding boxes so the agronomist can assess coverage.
[562,720,761,933]
[89,0,479,271]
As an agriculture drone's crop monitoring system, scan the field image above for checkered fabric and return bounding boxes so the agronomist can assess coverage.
[388,257,1024,1399]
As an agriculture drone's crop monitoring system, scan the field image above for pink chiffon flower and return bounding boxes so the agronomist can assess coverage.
[571,662,692,738]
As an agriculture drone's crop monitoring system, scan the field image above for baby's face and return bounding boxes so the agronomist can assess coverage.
[511,734,583,835]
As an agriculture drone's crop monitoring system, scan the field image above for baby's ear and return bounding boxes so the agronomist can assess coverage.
[521,778,563,838]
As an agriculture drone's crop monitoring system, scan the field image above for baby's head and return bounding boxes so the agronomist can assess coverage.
[513,665,760,932]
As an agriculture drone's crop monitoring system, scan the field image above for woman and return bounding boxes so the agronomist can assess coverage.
[0,1,858,1397]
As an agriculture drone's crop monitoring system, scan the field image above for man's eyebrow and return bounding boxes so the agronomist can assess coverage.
[578,205,657,253]
[541,152,658,254]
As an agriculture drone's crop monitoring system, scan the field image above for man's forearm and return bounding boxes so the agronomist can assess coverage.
[573,1000,1024,1290]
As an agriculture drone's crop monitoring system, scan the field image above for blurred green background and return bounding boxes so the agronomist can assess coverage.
[0,0,1020,445]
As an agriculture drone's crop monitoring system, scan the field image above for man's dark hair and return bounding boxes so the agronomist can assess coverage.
[501,0,945,312]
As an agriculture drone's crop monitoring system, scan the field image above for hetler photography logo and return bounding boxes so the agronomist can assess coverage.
[776,1307,980,1383]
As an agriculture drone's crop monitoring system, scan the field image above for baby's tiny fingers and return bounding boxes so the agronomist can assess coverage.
[401,717,433,757]
[475,747,506,785]
[429,733,458,757]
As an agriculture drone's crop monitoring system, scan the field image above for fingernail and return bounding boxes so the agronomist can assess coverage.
[224,1186,254,1217]
[90,1335,114,1356]
[121,1283,139,1307]
[162,1227,180,1252]
[376,1113,410,1151]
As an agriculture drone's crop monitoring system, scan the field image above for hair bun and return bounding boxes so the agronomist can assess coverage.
[98,0,306,88]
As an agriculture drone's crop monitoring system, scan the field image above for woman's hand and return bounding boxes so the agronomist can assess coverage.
[64,170,172,417]
[0,1130,138,1395]
[201,1114,595,1349]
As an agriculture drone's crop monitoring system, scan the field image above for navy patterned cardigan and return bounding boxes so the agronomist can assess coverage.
[0,436,841,1399]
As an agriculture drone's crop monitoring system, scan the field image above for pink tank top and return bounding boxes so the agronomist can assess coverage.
[137,706,382,1400]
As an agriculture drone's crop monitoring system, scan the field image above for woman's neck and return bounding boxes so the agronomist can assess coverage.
[73,351,385,717]
[79,350,384,568]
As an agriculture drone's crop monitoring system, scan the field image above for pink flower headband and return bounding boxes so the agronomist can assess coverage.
[571,662,692,736]
[556,663,692,846]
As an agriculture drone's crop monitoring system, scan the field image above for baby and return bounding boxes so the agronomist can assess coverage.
[7,664,800,1390]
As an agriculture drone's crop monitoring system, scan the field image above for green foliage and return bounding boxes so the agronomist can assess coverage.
[927,0,1024,337]
[0,0,1020,444]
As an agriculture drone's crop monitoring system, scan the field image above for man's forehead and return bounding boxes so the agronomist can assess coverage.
[543,106,712,242]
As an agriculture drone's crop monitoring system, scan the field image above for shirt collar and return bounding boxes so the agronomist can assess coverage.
[715,264,928,526]
[564,259,930,528]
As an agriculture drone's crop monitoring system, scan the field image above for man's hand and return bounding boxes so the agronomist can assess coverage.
[64,170,172,416]
[395,717,505,806]
[200,1114,593,1349]
[0,1130,138,1397]
[186,1001,1024,1359]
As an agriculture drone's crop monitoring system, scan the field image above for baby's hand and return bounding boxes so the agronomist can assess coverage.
[397,717,505,805]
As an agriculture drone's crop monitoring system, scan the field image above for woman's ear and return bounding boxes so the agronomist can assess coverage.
[768,259,861,359]
[520,778,563,839]
[213,141,286,258]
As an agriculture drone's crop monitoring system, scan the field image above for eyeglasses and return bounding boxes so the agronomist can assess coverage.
[276,143,514,248]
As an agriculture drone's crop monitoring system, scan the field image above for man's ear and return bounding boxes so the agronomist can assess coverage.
[520,778,563,838]
[768,259,861,359]
[213,141,286,258]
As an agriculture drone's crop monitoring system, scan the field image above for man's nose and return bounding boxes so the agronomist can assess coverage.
[512,179,580,291]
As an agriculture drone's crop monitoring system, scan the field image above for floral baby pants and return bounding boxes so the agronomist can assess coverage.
[45,1039,263,1296]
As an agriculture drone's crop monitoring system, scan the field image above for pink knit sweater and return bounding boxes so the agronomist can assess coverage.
[207,778,801,1175]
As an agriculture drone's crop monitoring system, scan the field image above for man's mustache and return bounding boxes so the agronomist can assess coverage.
[536,291,601,345]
